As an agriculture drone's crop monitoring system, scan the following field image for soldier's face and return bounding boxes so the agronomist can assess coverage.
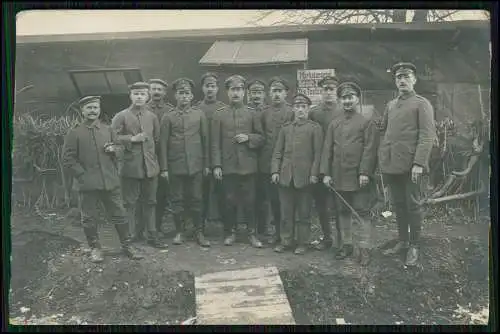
[150,83,166,101]
[395,72,417,93]
[340,93,359,111]
[321,84,338,103]
[202,82,218,99]
[130,89,149,106]
[227,86,245,103]
[81,102,101,121]
[175,88,193,107]
[293,103,310,120]
[249,89,265,105]
[270,86,288,105]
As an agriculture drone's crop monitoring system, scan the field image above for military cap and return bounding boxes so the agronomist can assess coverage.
[269,76,290,90]
[224,75,246,89]
[391,62,417,76]
[318,75,339,88]
[200,72,219,86]
[291,93,312,106]
[247,79,266,91]
[148,79,168,88]
[128,81,150,91]
[78,95,101,107]
[172,78,195,91]
[337,82,362,98]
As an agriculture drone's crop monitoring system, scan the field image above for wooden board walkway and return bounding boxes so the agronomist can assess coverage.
[195,266,296,325]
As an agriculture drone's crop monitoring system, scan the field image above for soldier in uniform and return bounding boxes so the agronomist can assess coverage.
[258,77,294,243]
[379,62,436,266]
[63,96,143,262]
[271,93,323,255]
[159,78,211,247]
[320,82,378,265]
[147,79,174,237]
[194,73,227,226]
[309,75,343,251]
[211,75,265,248]
[247,79,267,111]
[111,82,168,249]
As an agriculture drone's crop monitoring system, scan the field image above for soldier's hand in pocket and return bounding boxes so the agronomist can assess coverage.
[411,165,423,184]
[323,176,332,187]
[271,173,280,184]
[310,175,318,184]
[359,175,369,187]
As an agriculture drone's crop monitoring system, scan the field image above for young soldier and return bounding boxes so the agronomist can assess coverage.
[247,79,267,111]
[111,82,167,249]
[309,75,343,251]
[379,62,436,266]
[211,75,265,248]
[258,77,294,244]
[320,82,378,265]
[271,93,323,255]
[194,73,227,227]
[147,79,174,237]
[63,96,143,262]
[159,78,210,247]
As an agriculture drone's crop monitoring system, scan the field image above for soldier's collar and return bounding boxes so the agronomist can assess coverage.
[84,119,101,129]
[149,100,165,108]
[175,105,192,114]
[203,98,217,104]
[293,118,307,126]
[398,90,416,100]
[130,105,146,115]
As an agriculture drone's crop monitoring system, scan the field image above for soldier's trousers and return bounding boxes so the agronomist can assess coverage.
[80,187,127,248]
[384,173,423,246]
[203,174,223,222]
[334,186,374,249]
[170,173,204,232]
[222,174,257,236]
[279,185,312,247]
[312,182,335,242]
[122,176,158,241]
[256,173,280,235]
[155,177,169,232]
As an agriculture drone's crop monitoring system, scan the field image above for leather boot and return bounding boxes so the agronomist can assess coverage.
[383,240,410,256]
[196,232,210,247]
[294,245,307,255]
[83,226,103,263]
[114,223,144,260]
[336,244,353,260]
[173,214,184,245]
[224,233,236,246]
[249,234,263,248]
[192,211,210,247]
[405,245,419,266]
[90,248,104,263]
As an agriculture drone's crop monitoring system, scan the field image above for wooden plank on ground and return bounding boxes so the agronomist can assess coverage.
[195,266,295,325]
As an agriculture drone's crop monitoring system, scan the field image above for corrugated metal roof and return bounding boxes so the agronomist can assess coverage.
[199,39,308,65]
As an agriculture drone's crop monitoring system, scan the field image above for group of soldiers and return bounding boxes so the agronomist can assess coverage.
[62,61,436,268]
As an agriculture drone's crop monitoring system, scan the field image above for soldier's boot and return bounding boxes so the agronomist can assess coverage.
[294,245,307,255]
[248,231,263,249]
[383,240,410,256]
[114,223,144,260]
[273,244,286,253]
[405,245,419,266]
[336,244,354,260]
[193,211,210,248]
[359,248,371,266]
[224,233,236,246]
[172,214,184,245]
[83,227,104,263]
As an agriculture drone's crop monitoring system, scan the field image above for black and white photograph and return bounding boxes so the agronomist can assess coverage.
[10,8,491,326]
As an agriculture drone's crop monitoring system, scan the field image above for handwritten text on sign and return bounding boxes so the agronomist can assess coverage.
[297,69,336,104]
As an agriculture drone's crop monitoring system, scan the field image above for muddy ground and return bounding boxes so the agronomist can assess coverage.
[8,205,490,325]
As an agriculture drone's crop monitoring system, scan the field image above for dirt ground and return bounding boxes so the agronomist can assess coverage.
[8,205,490,326]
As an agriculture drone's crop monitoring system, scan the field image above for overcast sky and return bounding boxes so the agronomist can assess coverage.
[16,10,488,36]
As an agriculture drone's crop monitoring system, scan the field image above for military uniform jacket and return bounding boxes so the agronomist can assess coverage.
[320,110,379,192]
[195,100,227,168]
[159,106,209,176]
[148,100,174,123]
[211,104,265,175]
[271,119,323,189]
[63,120,121,191]
[378,91,436,174]
[111,107,160,179]
[259,104,294,174]
[309,102,342,136]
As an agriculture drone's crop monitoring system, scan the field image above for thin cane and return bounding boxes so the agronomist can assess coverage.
[326,183,363,224]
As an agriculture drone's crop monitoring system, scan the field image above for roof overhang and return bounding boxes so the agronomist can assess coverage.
[199,38,308,66]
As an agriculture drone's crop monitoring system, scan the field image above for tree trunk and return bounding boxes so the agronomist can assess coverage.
[412,10,429,22]
[392,10,407,23]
